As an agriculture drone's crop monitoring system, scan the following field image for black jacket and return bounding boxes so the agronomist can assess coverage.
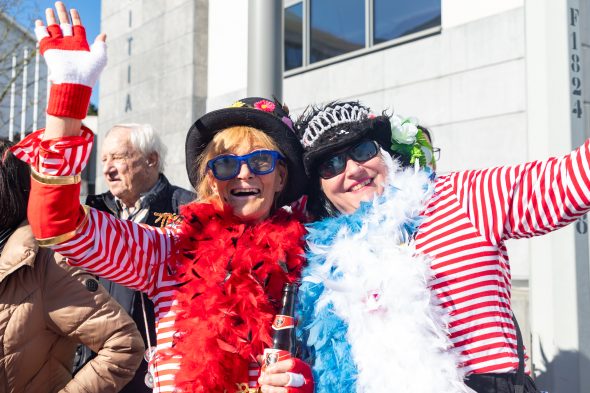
[74,174,195,393]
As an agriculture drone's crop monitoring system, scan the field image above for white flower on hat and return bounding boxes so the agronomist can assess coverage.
[391,115,419,144]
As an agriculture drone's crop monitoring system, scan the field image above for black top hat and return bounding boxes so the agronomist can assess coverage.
[185,97,307,207]
[294,101,396,176]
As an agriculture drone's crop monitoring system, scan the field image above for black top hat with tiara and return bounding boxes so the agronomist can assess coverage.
[294,101,396,176]
[185,97,307,207]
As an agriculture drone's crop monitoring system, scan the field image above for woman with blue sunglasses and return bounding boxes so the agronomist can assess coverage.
[10,4,314,392]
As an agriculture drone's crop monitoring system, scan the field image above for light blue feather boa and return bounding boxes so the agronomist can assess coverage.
[296,166,469,393]
[296,189,421,393]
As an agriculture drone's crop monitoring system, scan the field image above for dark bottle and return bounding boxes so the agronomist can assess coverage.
[264,283,298,367]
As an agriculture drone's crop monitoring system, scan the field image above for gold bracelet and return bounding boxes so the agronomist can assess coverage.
[31,167,81,185]
[37,205,90,247]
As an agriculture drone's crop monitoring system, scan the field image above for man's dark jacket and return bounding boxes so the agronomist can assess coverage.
[74,174,195,393]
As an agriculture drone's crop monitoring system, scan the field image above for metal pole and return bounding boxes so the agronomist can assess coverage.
[20,47,29,140]
[33,45,40,130]
[247,0,284,101]
[9,55,16,141]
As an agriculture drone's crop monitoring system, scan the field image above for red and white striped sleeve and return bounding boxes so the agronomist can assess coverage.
[11,127,93,175]
[54,209,175,297]
[452,140,590,243]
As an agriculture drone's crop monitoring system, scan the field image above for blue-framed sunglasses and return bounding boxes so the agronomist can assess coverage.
[207,150,284,181]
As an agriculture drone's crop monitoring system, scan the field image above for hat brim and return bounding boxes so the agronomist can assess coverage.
[303,116,394,176]
[186,107,307,207]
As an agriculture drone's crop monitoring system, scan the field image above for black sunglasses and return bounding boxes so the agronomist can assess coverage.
[207,150,284,181]
[317,140,380,179]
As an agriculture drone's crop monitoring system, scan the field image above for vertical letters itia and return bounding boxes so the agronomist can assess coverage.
[125,9,133,113]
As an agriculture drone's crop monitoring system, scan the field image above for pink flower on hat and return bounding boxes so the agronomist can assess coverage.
[254,99,276,112]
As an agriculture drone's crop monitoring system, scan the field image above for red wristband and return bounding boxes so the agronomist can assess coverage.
[47,83,92,119]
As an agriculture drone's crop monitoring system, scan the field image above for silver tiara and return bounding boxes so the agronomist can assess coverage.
[301,103,369,147]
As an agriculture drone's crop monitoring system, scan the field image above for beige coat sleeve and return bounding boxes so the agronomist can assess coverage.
[43,255,145,393]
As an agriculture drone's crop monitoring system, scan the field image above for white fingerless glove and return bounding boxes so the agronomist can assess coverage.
[35,23,107,119]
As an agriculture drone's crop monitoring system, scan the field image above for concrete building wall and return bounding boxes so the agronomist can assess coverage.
[441,0,523,28]
[98,0,208,192]
[206,0,248,110]
[283,8,526,171]
[584,0,590,133]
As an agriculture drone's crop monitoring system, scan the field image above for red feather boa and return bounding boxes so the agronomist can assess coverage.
[170,202,306,392]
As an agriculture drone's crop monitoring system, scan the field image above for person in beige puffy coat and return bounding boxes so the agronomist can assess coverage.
[0,138,144,393]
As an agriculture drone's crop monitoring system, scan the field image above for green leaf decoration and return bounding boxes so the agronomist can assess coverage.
[390,118,435,168]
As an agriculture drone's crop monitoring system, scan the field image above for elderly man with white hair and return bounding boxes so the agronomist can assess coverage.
[74,123,195,393]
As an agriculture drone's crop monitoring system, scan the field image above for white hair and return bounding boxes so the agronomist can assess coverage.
[107,123,167,172]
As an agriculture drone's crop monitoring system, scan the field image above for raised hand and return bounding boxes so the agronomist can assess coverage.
[35,1,106,121]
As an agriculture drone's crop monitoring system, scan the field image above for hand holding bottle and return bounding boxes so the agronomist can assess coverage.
[259,357,314,393]
[258,283,314,392]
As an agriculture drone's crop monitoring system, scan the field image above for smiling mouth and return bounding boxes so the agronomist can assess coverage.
[349,178,373,192]
[230,188,261,197]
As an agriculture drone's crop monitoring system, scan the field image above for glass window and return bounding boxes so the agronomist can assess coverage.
[374,0,441,45]
[310,0,365,64]
[285,3,304,71]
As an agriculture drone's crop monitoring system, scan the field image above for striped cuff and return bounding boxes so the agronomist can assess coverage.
[47,83,92,119]
[9,126,94,176]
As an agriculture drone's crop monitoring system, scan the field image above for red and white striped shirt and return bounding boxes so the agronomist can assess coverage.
[415,140,590,375]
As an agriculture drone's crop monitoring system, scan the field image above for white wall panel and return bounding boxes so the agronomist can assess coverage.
[207,0,248,98]
[442,0,523,28]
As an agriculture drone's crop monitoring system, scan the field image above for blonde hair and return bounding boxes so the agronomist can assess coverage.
[194,126,286,201]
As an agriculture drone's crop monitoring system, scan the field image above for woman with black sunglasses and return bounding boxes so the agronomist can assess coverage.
[288,100,584,393]
[292,102,470,393]
[10,3,314,392]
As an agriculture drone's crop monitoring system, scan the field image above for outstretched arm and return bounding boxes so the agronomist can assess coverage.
[449,140,590,243]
